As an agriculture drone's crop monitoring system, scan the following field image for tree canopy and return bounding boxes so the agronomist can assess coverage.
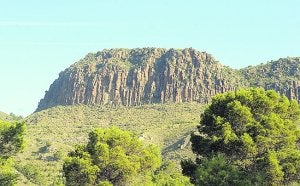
[64,126,191,186]
[152,161,192,186]
[64,127,156,185]
[183,88,300,185]
[0,119,26,185]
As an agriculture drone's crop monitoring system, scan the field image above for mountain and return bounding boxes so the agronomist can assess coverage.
[16,48,300,184]
[36,48,246,111]
[240,57,300,101]
[37,48,300,112]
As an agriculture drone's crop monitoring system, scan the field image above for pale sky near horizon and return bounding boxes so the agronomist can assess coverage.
[1,0,300,116]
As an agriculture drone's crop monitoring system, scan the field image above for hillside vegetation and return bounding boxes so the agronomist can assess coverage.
[0,111,22,122]
[15,103,203,185]
[10,49,300,185]
[0,111,11,121]
[0,119,26,185]
[184,88,300,185]
[240,57,300,101]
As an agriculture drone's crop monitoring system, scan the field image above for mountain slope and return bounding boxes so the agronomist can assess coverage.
[16,103,203,185]
[0,111,11,121]
[240,57,300,101]
[37,48,245,111]
[0,111,21,121]
[22,48,300,184]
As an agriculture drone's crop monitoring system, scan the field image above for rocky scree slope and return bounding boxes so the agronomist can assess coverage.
[37,48,245,111]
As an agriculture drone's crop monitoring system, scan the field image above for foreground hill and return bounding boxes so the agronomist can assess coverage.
[16,103,202,185]
[37,48,245,111]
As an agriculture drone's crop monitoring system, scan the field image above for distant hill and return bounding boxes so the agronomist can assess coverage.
[240,57,300,101]
[0,111,22,121]
[36,48,246,111]
[37,48,300,112]
[16,103,202,185]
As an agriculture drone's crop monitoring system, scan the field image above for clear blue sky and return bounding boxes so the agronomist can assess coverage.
[1,0,300,116]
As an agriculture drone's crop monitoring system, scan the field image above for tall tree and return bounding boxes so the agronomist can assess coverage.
[63,127,161,185]
[183,88,300,185]
[0,119,26,185]
[64,127,191,186]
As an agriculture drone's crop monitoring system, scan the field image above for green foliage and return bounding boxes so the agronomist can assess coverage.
[0,112,22,122]
[0,158,18,186]
[17,103,201,185]
[152,161,192,186]
[8,113,23,121]
[184,88,300,185]
[39,141,52,153]
[98,180,113,186]
[63,127,162,185]
[0,119,26,185]
[0,120,25,158]
[63,149,99,186]
[53,150,65,161]
[240,57,300,98]
[194,154,250,186]
[265,151,284,185]
[15,163,45,185]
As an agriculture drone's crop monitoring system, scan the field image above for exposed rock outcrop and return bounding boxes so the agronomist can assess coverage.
[36,48,245,111]
[37,48,300,112]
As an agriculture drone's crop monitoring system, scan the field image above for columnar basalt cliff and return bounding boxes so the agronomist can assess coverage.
[36,48,246,111]
[37,48,300,112]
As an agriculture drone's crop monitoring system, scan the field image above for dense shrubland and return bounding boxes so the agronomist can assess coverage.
[15,103,202,185]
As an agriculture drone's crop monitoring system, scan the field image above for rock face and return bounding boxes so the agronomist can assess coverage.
[36,48,245,111]
[240,57,300,101]
[37,48,300,112]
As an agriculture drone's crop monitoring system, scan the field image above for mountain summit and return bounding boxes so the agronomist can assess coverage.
[36,48,300,112]
[36,48,244,111]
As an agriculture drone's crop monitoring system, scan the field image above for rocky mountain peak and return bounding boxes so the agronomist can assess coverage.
[36,48,245,111]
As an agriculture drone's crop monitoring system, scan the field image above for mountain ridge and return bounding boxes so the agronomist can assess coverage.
[36,48,300,112]
[36,48,246,111]
[16,48,300,185]
[240,57,300,101]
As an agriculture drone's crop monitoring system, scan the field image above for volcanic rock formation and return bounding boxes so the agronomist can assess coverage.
[37,48,300,112]
[36,48,245,111]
